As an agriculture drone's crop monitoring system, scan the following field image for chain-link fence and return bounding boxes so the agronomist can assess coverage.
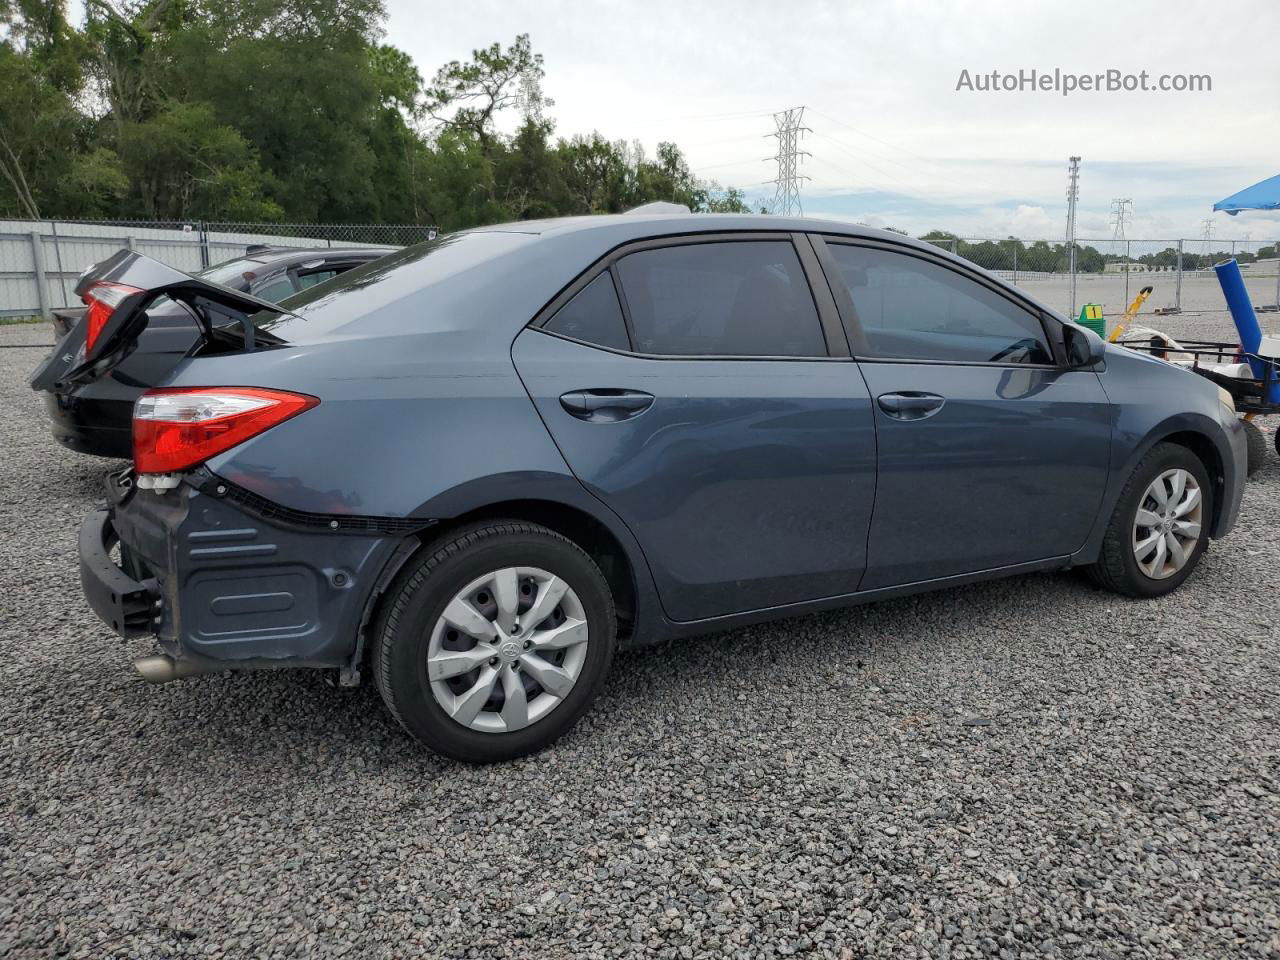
[0,219,438,317]
[5,218,1279,323]
[924,236,1280,321]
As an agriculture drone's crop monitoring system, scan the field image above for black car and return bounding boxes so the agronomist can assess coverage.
[33,246,389,458]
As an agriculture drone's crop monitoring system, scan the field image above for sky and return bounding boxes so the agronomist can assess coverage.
[386,0,1280,246]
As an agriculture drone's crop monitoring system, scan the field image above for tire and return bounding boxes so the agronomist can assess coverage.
[1086,442,1213,598]
[1243,418,1267,477]
[372,520,616,763]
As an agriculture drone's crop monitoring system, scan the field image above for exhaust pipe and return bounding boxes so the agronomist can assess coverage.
[134,654,216,684]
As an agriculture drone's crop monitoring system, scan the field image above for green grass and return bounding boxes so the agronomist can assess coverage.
[0,315,46,326]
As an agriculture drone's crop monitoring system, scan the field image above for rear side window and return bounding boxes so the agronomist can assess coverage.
[297,269,339,289]
[253,276,298,303]
[544,272,630,350]
[825,244,1052,365]
[614,241,826,357]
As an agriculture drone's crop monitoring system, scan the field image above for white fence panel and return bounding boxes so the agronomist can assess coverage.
[0,220,410,317]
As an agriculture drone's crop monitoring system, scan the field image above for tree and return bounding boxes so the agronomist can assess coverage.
[81,0,180,135]
[119,99,280,219]
[700,186,751,213]
[423,34,550,158]
[157,0,392,221]
[0,0,98,218]
[0,17,753,229]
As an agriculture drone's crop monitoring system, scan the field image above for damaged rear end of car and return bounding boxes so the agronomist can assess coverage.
[74,231,580,692]
[66,249,411,683]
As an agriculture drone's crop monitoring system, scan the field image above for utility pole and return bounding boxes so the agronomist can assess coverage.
[1200,217,1215,270]
[1065,156,1081,316]
[1109,198,1133,241]
[764,107,811,216]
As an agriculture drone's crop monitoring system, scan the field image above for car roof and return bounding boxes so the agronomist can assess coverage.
[467,212,934,251]
[242,246,390,265]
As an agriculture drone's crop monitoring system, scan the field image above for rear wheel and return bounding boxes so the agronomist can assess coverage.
[372,521,615,762]
[1242,418,1267,477]
[1087,443,1212,598]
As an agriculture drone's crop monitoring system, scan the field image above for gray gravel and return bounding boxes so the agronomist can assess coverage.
[1,311,1278,960]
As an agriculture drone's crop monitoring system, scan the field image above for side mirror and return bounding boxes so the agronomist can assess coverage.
[1064,323,1106,368]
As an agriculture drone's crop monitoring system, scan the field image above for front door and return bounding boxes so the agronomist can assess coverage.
[816,237,1112,589]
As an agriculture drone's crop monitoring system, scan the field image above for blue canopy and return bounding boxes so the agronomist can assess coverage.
[1213,174,1280,215]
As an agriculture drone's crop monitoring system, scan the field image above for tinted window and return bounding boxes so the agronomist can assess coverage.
[297,269,338,289]
[615,241,826,357]
[544,271,630,350]
[253,276,298,303]
[826,244,1053,364]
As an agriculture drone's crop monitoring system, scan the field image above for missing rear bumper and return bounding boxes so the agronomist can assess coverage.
[79,507,159,637]
[78,471,411,671]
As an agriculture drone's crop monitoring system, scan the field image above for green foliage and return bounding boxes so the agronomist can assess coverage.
[0,2,91,218]
[119,100,282,219]
[920,231,1145,274]
[0,4,748,227]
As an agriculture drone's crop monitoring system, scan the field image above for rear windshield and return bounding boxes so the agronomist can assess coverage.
[253,231,531,341]
[199,256,266,290]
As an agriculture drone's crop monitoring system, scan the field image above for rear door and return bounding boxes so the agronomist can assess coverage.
[513,233,878,622]
[814,236,1112,589]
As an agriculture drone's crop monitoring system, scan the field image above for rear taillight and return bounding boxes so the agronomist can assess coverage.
[133,387,318,474]
[82,282,144,353]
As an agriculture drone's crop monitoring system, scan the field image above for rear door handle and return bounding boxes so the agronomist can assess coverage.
[559,389,655,422]
[877,391,945,421]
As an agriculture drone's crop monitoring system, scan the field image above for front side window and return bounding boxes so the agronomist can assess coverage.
[825,243,1053,365]
[614,241,827,357]
[544,271,631,350]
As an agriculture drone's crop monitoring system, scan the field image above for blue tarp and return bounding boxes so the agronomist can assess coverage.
[1213,174,1280,215]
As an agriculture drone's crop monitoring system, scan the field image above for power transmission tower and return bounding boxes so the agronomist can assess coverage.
[1200,217,1215,267]
[1064,156,1081,315]
[764,107,811,215]
[1109,198,1133,240]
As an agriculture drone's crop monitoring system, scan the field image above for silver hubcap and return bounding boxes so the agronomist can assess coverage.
[1132,468,1203,580]
[426,567,589,733]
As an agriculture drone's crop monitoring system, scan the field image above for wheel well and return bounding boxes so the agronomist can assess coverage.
[1159,430,1225,530]
[416,499,638,642]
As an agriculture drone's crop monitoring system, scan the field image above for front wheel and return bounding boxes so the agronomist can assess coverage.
[372,521,616,762]
[1242,418,1266,477]
[1087,442,1213,598]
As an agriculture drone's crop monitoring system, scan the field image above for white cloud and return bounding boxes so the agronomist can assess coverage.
[387,0,1279,238]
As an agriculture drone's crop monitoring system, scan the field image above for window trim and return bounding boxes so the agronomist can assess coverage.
[809,234,1066,369]
[531,231,848,361]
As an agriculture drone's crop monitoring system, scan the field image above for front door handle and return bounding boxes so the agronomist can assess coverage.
[877,391,945,421]
[559,389,655,422]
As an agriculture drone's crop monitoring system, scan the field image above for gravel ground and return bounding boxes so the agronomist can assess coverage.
[1,312,1278,960]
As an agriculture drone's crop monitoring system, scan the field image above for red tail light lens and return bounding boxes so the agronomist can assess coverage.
[133,387,318,474]
[82,282,144,353]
